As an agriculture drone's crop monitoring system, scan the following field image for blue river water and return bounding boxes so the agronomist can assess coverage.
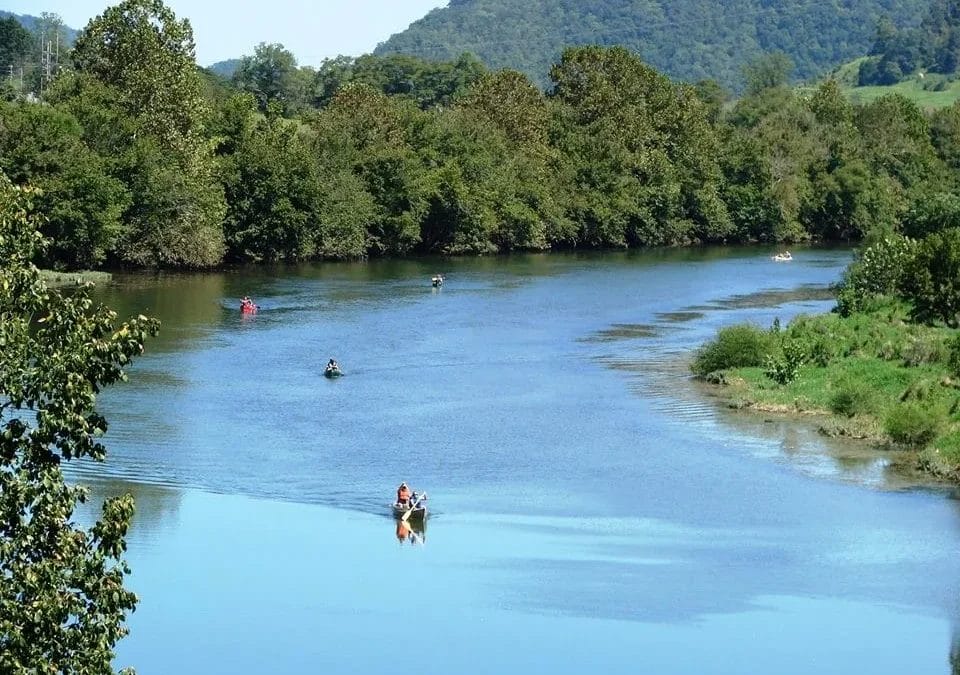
[74,246,960,674]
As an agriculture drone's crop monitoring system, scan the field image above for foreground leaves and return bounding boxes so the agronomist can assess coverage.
[0,174,158,673]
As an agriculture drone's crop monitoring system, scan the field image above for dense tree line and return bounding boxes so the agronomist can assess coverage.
[859,0,960,85]
[4,0,960,270]
[374,0,927,90]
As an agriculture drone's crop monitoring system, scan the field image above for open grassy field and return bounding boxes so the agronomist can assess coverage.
[845,78,960,108]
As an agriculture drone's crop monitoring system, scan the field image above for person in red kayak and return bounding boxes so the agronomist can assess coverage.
[396,481,411,507]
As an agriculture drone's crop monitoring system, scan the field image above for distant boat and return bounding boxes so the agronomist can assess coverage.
[772,252,793,262]
[324,364,343,378]
[431,274,444,287]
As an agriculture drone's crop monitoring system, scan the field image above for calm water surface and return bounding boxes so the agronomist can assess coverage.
[79,247,960,674]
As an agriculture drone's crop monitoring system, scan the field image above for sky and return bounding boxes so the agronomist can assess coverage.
[7,0,448,66]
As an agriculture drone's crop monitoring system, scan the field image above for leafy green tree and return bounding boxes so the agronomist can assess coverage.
[0,16,34,70]
[902,227,960,324]
[0,100,128,268]
[72,0,203,152]
[549,46,729,248]
[460,69,548,148]
[930,101,960,171]
[220,95,325,261]
[742,52,794,95]
[71,0,225,267]
[233,42,301,114]
[0,173,158,672]
[692,79,729,124]
[314,84,427,255]
[904,192,960,238]
[717,129,784,242]
[313,53,486,110]
[857,94,942,192]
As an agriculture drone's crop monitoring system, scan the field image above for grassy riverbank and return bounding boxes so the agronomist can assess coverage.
[695,300,960,482]
[38,270,112,288]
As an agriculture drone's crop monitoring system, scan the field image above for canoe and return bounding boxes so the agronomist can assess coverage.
[392,504,427,521]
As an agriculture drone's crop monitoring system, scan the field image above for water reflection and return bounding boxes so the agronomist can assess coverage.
[71,476,183,545]
[395,517,426,546]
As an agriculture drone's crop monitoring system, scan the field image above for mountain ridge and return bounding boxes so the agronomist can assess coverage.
[0,10,77,44]
[375,0,929,89]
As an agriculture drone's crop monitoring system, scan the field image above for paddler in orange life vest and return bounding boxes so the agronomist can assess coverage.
[397,482,411,507]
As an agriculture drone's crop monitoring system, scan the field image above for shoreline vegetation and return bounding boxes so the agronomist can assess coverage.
[8,0,960,274]
[693,235,960,483]
[38,269,112,287]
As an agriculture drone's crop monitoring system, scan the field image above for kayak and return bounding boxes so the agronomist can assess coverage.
[240,304,257,314]
[324,365,343,378]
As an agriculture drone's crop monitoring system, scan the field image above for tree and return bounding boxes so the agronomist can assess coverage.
[0,100,129,268]
[72,0,204,152]
[0,173,159,671]
[220,95,325,261]
[233,42,301,114]
[903,227,960,324]
[549,46,729,248]
[71,0,226,267]
[742,52,794,96]
[0,16,34,70]
[314,84,426,255]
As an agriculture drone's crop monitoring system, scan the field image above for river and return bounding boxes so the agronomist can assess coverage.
[76,246,960,674]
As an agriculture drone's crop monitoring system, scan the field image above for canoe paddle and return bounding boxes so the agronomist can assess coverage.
[401,492,427,522]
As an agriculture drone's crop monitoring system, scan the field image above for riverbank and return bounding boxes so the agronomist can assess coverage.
[694,300,960,484]
[39,269,112,288]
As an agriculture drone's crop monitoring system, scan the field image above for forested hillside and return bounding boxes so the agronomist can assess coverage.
[858,0,960,85]
[375,0,927,89]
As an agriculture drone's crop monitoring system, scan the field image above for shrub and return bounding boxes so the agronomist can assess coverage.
[691,324,774,377]
[900,334,948,367]
[835,235,915,316]
[948,334,960,376]
[807,337,833,366]
[829,379,875,417]
[763,338,806,385]
[884,403,943,447]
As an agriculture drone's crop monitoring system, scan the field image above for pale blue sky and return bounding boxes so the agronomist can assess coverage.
[8,0,448,66]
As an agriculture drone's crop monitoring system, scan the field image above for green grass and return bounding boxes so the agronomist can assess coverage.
[699,301,960,481]
[38,270,113,288]
[810,57,960,109]
[845,78,960,109]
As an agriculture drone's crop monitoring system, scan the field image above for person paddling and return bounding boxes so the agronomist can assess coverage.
[396,481,411,507]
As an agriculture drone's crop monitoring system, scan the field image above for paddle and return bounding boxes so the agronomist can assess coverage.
[401,492,427,522]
